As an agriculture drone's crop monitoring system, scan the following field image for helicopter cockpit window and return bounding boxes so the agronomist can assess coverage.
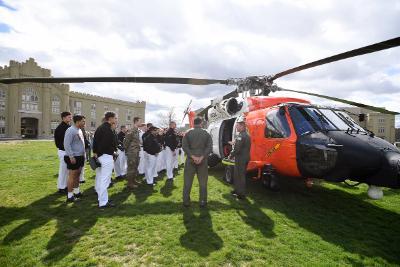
[318,109,351,130]
[265,109,291,138]
[335,111,365,132]
[290,107,336,135]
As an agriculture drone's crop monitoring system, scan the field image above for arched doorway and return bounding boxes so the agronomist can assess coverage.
[21,117,38,138]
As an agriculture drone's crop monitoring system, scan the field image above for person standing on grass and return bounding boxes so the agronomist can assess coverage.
[137,123,147,175]
[229,116,251,200]
[182,117,212,208]
[93,111,118,209]
[54,111,72,194]
[164,121,179,180]
[114,125,128,180]
[123,117,142,189]
[63,115,86,203]
[143,126,161,186]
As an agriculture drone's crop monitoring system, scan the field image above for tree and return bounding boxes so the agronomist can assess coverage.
[156,107,177,128]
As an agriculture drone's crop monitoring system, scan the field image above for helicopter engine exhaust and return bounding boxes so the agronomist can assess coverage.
[219,98,242,115]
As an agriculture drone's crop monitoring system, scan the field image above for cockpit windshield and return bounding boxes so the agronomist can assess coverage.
[289,106,366,135]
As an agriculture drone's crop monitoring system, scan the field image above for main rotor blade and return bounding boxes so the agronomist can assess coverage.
[270,36,400,81]
[0,76,228,85]
[275,87,399,115]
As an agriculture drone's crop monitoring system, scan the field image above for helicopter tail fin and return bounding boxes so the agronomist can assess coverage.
[188,111,196,128]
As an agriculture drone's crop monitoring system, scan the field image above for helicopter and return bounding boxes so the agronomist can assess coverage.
[1,36,400,199]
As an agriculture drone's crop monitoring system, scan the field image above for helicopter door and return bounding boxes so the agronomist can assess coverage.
[264,107,298,176]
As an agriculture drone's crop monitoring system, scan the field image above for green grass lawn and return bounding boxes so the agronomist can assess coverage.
[0,141,399,266]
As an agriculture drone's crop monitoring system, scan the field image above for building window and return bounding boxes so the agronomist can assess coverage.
[0,89,6,111]
[73,101,82,115]
[126,124,131,130]
[21,88,39,111]
[378,127,385,134]
[104,105,109,111]
[51,95,60,114]
[0,115,5,136]
[51,120,59,134]
[378,118,385,123]
[126,109,132,121]
[90,121,96,128]
[91,103,96,119]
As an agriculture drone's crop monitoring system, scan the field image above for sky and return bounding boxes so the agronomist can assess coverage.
[0,0,399,127]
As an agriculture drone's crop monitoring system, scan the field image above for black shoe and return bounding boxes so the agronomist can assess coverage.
[74,192,83,199]
[58,188,67,194]
[79,180,86,184]
[99,202,115,209]
[66,196,78,203]
[237,195,246,200]
[231,190,238,196]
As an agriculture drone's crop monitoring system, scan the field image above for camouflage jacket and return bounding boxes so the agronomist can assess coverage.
[123,126,141,154]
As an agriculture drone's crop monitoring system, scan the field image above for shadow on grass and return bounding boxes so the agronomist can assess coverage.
[160,179,177,198]
[1,170,400,265]
[210,169,400,264]
[180,208,223,256]
[0,187,230,264]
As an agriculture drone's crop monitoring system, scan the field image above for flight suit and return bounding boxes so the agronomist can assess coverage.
[123,126,141,188]
[231,130,251,196]
[182,127,213,206]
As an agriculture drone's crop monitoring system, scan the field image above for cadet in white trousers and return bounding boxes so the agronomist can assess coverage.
[95,154,114,206]
[93,111,118,208]
[164,122,179,180]
[57,149,68,189]
[54,111,72,193]
[114,148,127,177]
[143,126,161,185]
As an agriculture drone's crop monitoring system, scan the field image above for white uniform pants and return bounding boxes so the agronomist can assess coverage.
[145,154,157,184]
[114,149,127,177]
[95,154,114,206]
[57,150,68,189]
[79,166,85,182]
[165,147,177,179]
[138,148,145,175]
[156,149,166,173]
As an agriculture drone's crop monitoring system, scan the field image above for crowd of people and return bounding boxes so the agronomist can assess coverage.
[54,111,251,209]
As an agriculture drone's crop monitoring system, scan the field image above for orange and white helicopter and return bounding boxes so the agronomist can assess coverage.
[2,37,400,199]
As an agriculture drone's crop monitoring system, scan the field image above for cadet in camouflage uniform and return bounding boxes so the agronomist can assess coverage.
[229,116,251,199]
[182,117,213,207]
[123,117,142,189]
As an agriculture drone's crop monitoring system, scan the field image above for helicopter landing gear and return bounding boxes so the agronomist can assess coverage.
[262,164,280,191]
[224,165,234,184]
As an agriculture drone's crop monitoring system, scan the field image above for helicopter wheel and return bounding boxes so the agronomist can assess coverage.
[224,165,234,184]
[262,174,280,191]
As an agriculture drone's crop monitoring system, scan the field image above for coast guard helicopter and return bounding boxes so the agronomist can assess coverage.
[1,37,400,199]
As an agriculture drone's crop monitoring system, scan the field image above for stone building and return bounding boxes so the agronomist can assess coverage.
[341,107,396,143]
[0,58,145,139]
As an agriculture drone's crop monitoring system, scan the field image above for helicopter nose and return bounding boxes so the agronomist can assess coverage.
[365,151,400,188]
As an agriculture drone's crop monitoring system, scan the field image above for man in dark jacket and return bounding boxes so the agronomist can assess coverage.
[164,121,179,180]
[54,111,72,193]
[143,126,161,185]
[93,111,118,208]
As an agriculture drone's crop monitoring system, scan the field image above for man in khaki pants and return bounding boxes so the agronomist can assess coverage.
[182,117,212,207]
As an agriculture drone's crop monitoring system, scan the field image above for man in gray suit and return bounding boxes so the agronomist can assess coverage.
[182,117,212,207]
